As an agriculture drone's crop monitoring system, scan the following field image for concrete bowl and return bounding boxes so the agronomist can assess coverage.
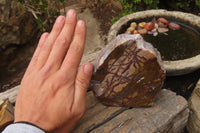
[108,9,200,76]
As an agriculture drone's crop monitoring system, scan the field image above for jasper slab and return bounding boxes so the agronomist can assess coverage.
[91,34,166,107]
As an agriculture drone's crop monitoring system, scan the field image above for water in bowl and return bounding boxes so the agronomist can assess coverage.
[143,22,200,61]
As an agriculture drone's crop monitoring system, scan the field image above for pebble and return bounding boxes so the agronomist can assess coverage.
[152,28,157,33]
[138,29,148,35]
[127,27,135,32]
[158,27,169,33]
[155,23,159,29]
[130,22,137,29]
[137,26,144,30]
[125,17,180,36]
[157,21,167,28]
[169,22,181,30]
[153,32,158,36]
[144,22,155,31]
[133,30,139,34]
[157,18,169,25]
[138,22,146,27]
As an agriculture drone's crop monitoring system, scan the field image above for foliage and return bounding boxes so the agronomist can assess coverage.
[175,0,192,8]
[17,0,65,32]
[111,0,160,23]
[110,0,200,23]
[195,0,200,8]
[175,0,200,9]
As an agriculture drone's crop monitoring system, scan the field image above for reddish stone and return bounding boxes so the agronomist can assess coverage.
[144,22,155,31]
[91,34,166,107]
[157,21,167,28]
[169,22,181,30]
[157,18,169,25]
[133,30,139,34]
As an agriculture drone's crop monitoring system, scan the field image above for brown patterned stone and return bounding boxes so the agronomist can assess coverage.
[91,34,166,107]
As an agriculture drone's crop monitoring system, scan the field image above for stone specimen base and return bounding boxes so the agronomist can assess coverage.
[0,87,190,133]
[72,89,189,133]
[187,79,200,133]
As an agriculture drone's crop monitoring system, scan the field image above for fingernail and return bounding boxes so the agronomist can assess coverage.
[77,20,84,27]
[56,16,64,23]
[40,32,48,41]
[43,33,49,38]
[84,63,93,75]
[67,9,76,18]
[41,33,47,38]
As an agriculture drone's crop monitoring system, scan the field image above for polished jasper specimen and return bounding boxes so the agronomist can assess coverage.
[91,34,166,107]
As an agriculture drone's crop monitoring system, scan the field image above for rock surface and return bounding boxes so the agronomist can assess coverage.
[91,34,166,107]
[72,89,189,133]
[187,79,200,133]
[77,9,105,56]
[0,0,37,48]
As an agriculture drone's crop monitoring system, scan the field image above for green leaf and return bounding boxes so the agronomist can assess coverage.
[196,0,200,8]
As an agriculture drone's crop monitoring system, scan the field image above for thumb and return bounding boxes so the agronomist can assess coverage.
[73,63,93,112]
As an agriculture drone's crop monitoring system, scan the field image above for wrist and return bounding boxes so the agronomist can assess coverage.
[14,121,48,133]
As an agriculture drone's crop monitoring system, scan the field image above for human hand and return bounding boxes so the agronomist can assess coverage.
[14,10,93,133]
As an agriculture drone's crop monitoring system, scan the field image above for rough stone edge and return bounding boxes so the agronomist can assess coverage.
[164,108,189,133]
[107,9,200,76]
[90,89,189,133]
[155,89,189,133]
[187,79,200,133]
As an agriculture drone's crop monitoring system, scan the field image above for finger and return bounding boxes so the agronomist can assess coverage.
[61,20,86,76]
[44,9,77,73]
[26,33,49,73]
[36,16,65,69]
[72,63,93,111]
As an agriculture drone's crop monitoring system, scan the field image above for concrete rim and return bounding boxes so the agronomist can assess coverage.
[108,9,200,76]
